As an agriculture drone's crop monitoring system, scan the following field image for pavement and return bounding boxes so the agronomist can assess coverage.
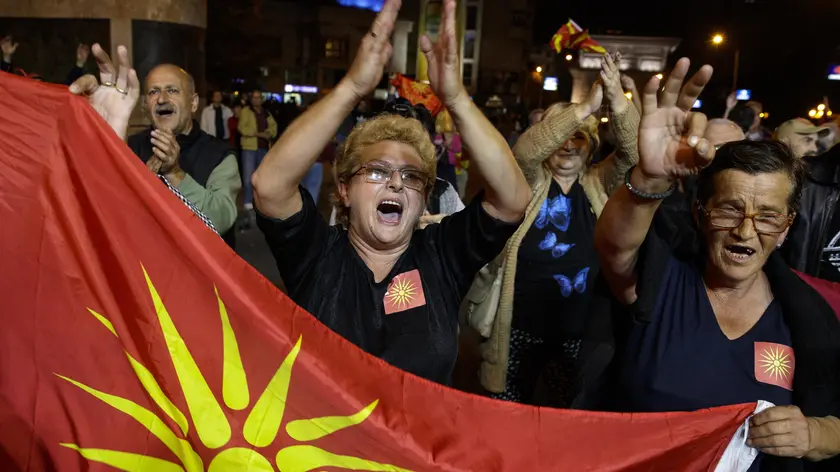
[233,163,336,291]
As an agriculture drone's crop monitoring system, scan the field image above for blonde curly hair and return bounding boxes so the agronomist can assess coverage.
[332,114,437,226]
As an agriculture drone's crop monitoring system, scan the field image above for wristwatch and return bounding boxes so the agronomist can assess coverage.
[624,166,677,200]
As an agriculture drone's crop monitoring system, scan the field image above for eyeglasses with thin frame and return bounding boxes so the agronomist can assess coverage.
[697,203,794,234]
[353,163,430,192]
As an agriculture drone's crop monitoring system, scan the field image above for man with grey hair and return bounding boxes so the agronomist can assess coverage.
[126,64,241,242]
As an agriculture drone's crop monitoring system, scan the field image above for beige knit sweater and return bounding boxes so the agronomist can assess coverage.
[478,103,641,393]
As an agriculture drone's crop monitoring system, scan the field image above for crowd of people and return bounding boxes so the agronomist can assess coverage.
[8,0,840,468]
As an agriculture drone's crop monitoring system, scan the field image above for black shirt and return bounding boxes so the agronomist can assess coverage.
[617,252,794,413]
[512,179,598,339]
[256,187,518,384]
[819,206,840,282]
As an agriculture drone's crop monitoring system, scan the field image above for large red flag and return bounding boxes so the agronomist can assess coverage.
[1,72,758,471]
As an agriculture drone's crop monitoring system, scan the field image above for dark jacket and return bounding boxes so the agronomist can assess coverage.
[785,148,840,277]
[574,211,840,472]
[128,121,237,248]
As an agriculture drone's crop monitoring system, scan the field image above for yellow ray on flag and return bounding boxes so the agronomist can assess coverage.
[55,375,203,472]
[275,445,412,472]
[242,336,302,447]
[142,266,231,449]
[215,287,249,411]
[286,400,379,442]
[86,308,190,437]
[59,444,185,472]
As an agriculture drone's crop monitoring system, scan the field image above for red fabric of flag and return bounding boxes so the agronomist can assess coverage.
[390,73,444,116]
[0,71,756,471]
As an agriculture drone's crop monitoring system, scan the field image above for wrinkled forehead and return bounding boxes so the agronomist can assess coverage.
[359,141,424,170]
[708,169,792,209]
[145,66,190,92]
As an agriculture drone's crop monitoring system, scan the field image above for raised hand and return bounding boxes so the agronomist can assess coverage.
[637,58,715,181]
[575,80,604,122]
[600,52,627,115]
[69,44,139,141]
[1,36,18,62]
[76,44,91,68]
[343,0,400,100]
[420,0,466,108]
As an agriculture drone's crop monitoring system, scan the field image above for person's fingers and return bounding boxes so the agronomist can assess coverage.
[420,35,438,79]
[660,57,690,108]
[68,74,99,95]
[151,137,169,152]
[116,46,131,92]
[756,446,801,458]
[641,75,660,115]
[685,111,708,141]
[370,0,402,43]
[152,146,169,162]
[380,42,394,66]
[748,433,797,449]
[751,406,799,427]
[749,420,794,439]
[127,69,140,101]
[605,52,616,74]
[676,64,714,112]
[91,43,116,84]
[443,0,457,65]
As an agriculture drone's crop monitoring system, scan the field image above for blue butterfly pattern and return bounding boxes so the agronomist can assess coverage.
[538,232,575,258]
[535,194,571,232]
[554,267,590,298]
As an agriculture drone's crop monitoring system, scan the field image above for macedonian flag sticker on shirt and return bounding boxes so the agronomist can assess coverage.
[754,342,795,391]
[384,269,427,315]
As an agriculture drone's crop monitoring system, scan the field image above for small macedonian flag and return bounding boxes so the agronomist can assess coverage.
[384,269,427,315]
[754,342,795,391]
[550,19,607,55]
[391,73,445,116]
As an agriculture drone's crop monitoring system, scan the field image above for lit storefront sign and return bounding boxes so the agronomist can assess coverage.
[284,84,319,94]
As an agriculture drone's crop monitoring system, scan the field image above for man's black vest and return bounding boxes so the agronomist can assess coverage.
[128,121,237,248]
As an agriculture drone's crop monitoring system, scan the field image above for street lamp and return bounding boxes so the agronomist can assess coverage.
[565,54,573,61]
[809,109,818,118]
[536,66,543,73]
[625,91,633,100]
[711,32,740,90]
[655,73,664,80]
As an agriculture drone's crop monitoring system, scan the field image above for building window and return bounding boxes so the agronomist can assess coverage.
[466,5,479,30]
[464,31,477,60]
[463,64,473,85]
[325,39,347,59]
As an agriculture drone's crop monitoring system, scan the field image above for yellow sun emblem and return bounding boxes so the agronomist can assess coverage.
[56,265,412,472]
[759,346,793,381]
[385,278,416,309]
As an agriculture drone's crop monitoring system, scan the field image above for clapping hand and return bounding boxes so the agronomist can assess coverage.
[76,44,91,68]
[575,80,604,122]
[601,52,628,115]
[342,0,400,100]
[420,0,466,109]
[1,36,18,62]
[637,58,715,182]
[69,44,139,141]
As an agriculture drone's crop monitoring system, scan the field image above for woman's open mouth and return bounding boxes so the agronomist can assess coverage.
[724,244,756,263]
[376,200,403,226]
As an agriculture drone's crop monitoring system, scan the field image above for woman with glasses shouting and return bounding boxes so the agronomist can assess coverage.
[251,0,529,385]
[588,58,840,469]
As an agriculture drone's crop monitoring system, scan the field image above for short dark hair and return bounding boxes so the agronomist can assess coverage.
[696,140,805,212]
[727,103,755,133]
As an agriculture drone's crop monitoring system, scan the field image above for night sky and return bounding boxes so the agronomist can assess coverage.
[532,0,840,127]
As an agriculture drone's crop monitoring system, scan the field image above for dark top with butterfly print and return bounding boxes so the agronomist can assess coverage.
[256,187,518,385]
[512,179,599,339]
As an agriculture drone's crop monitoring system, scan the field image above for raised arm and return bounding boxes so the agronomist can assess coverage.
[591,52,641,195]
[594,58,715,304]
[512,83,602,186]
[251,0,401,220]
[420,0,529,223]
